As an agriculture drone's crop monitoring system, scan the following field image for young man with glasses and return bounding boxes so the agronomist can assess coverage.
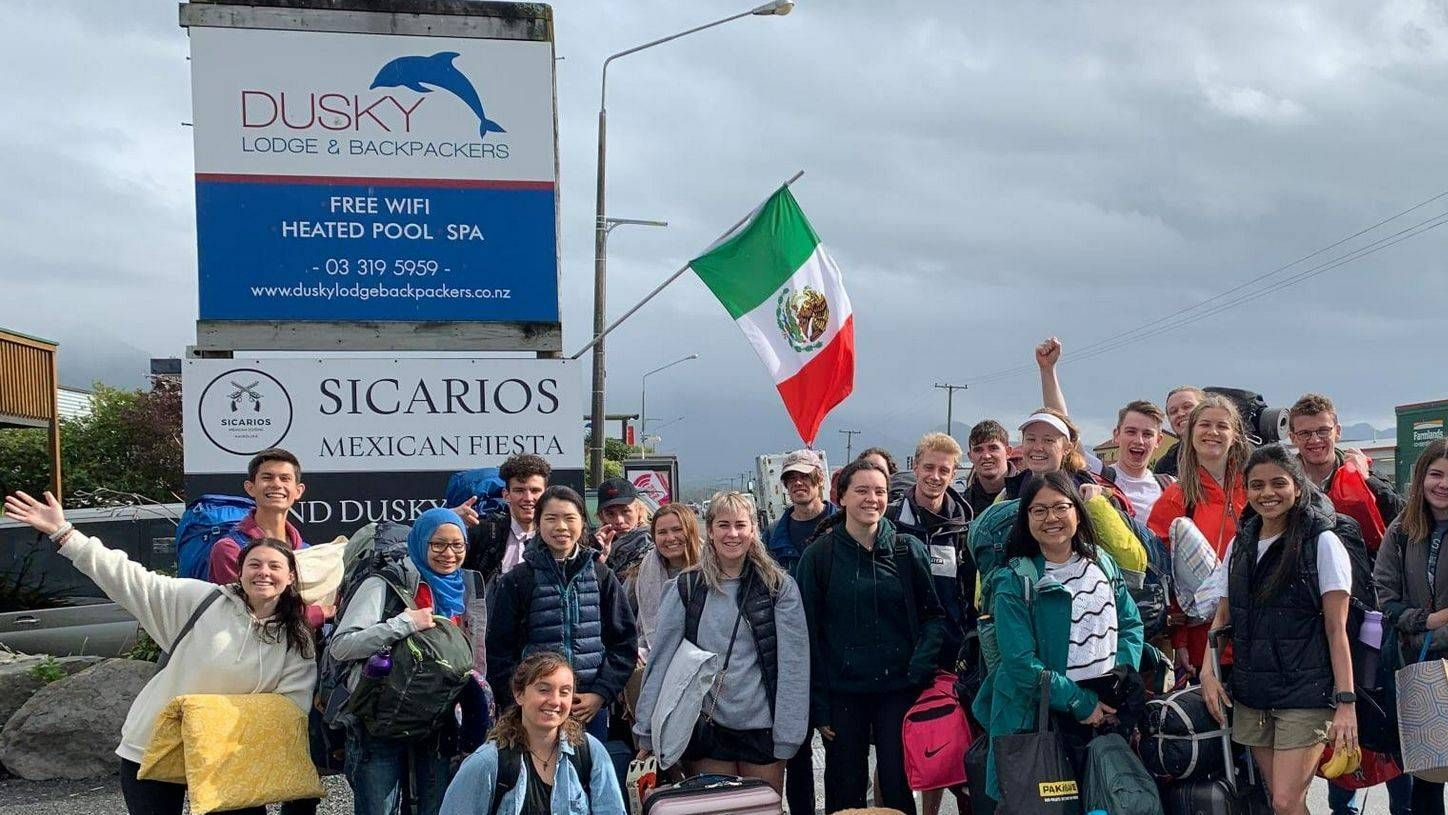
[1290,394,1408,815]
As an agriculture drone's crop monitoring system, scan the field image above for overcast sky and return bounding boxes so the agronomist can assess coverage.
[3,1,1445,487]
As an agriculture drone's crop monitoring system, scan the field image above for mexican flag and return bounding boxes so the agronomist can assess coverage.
[690,186,854,445]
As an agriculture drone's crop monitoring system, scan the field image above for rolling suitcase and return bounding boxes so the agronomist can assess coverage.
[642,774,782,815]
[1164,628,1270,815]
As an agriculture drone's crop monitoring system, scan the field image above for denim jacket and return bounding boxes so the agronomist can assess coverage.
[439,734,625,815]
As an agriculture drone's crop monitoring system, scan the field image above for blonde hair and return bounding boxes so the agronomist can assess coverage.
[697,491,786,594]
[1029,406,1087,473]
[1178,394,1250,510]
[649,503,702,568]
[914,432,962,463]
[488,653,585,751]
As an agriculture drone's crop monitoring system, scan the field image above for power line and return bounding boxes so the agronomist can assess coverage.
[838,429,861,461]
[963,190,1448,386]
[934,383,968,437]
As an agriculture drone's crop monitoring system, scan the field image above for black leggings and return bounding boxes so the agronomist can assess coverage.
[1415,778,1446,815]
[119,759,320,815]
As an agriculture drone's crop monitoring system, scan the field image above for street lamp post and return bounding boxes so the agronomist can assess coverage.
[640,354,698,455]
[588,0,795,486]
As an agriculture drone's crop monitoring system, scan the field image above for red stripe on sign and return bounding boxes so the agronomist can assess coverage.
[774,316,856,447]
[195,173,554,190]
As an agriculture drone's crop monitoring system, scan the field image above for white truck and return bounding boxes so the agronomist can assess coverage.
[753,451,831,528]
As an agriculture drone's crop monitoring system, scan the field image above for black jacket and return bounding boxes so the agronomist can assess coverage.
[463,510,515,584]
[1228,493,1341,710]
[886,487,976,666]
[485,541,639,709]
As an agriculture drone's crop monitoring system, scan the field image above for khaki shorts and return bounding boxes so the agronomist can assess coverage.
[1232,704,1331,750]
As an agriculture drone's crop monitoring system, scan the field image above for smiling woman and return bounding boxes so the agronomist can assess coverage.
[794,461,948,814]
[0,490,317,815]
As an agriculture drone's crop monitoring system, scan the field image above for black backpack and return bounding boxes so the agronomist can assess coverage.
[489,743,592,815]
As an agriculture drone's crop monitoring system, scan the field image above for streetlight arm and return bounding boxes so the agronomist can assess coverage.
[600,8,756,109]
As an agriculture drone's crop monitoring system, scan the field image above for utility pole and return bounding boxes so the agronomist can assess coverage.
[838,429,861,462]
[934,382,968,439]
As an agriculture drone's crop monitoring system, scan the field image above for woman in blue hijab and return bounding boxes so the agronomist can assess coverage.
[330,509,487,815]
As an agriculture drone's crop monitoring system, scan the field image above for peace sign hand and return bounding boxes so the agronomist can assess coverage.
[3,491,67,537]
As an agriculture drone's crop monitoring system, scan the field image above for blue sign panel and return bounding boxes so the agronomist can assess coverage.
[195,179,558,321]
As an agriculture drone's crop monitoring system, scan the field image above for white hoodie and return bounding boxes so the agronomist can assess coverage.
[58,533,315,763]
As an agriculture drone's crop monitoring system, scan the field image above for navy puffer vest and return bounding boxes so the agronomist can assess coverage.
[522,548,604,687]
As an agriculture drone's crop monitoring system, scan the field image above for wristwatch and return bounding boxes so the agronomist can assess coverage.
[1332,690,1357,707]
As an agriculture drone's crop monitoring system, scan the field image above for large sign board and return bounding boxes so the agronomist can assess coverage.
[187,25,558,323]
[183,357,582,540]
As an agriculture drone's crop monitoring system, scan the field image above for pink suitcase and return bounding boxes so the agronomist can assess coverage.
[642,774,783,815]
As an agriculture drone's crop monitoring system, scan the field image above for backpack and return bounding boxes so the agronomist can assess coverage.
[1137,685,1229,782]
[343,565,475,740]
[317,521,417,726]
[1082,732,1162,815]
[489,744,592,815]
[901,670,971,791]
[445,468,508,517]
[175,495,255,580]
[970,500,1022,674]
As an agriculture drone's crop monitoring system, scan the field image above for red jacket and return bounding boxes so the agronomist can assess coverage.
[1148,468,1246,668]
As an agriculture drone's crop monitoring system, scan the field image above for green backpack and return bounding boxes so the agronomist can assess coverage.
[970,499,1023,674]
[345,570,475,741]
[1083,732,1162,815]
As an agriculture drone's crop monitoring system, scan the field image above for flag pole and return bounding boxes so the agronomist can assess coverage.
[569,170,805,360]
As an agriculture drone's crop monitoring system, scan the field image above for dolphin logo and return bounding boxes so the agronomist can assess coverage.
[370,52,505,140]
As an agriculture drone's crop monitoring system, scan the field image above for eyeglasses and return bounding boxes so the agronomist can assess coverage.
[1291,427,1335,441]
[1027,502,1075,521]
[427,540,466,554]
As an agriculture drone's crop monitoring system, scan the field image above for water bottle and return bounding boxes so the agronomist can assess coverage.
[363,650,392,679]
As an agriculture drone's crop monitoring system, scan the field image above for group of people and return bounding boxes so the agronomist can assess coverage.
[2,336,1445,815]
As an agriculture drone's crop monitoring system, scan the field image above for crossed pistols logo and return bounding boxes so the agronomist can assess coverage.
[776,285,829,353]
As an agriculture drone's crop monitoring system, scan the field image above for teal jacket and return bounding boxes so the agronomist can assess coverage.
[970,547,1143,801]
[796,518,946,728]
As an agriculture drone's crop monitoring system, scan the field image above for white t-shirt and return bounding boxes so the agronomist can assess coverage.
[1212,529,1353,600]
[1111,468,1165,520]
[1044,554,1118,682]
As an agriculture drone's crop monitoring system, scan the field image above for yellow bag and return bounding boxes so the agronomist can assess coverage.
[139,694,324,814]
[1084,496,1148,581]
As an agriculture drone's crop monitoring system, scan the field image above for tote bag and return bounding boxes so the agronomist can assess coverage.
[993,672,1083,815]
[1397,636,1448,782]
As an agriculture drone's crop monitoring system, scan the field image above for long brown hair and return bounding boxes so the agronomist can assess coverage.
[650,503,702,568]
[1403,438,1448,543]
[1177,394,1250,512]
[232,538,314,658]
[488,652,585,751]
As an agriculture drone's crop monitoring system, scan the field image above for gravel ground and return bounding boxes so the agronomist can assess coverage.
[0,757,1397,814]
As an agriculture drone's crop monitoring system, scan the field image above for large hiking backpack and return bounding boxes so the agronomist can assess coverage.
[444,468,508,517]
[1083,732,1162,815]
[902,671,971,791]
[316,521,415,726]
[175,495,255,580]
[1138,685,1229,782]
[342,564,474,740]
[970,500,1020,674]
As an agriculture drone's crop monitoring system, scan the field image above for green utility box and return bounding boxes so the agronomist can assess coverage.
[1397,399,1448,487]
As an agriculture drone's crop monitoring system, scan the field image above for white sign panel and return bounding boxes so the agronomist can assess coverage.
[183,357,582,475]
[189,26,555,181]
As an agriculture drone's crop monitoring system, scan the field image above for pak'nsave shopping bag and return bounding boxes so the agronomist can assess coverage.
[992,673,1083,815]
[1396,638,1448,782]
[139,694,323,814]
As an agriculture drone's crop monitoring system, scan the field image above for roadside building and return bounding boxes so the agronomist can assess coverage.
[0,328,62,497]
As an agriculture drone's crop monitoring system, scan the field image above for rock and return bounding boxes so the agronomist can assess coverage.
[0,656,103,726]
[0,659,156,780]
